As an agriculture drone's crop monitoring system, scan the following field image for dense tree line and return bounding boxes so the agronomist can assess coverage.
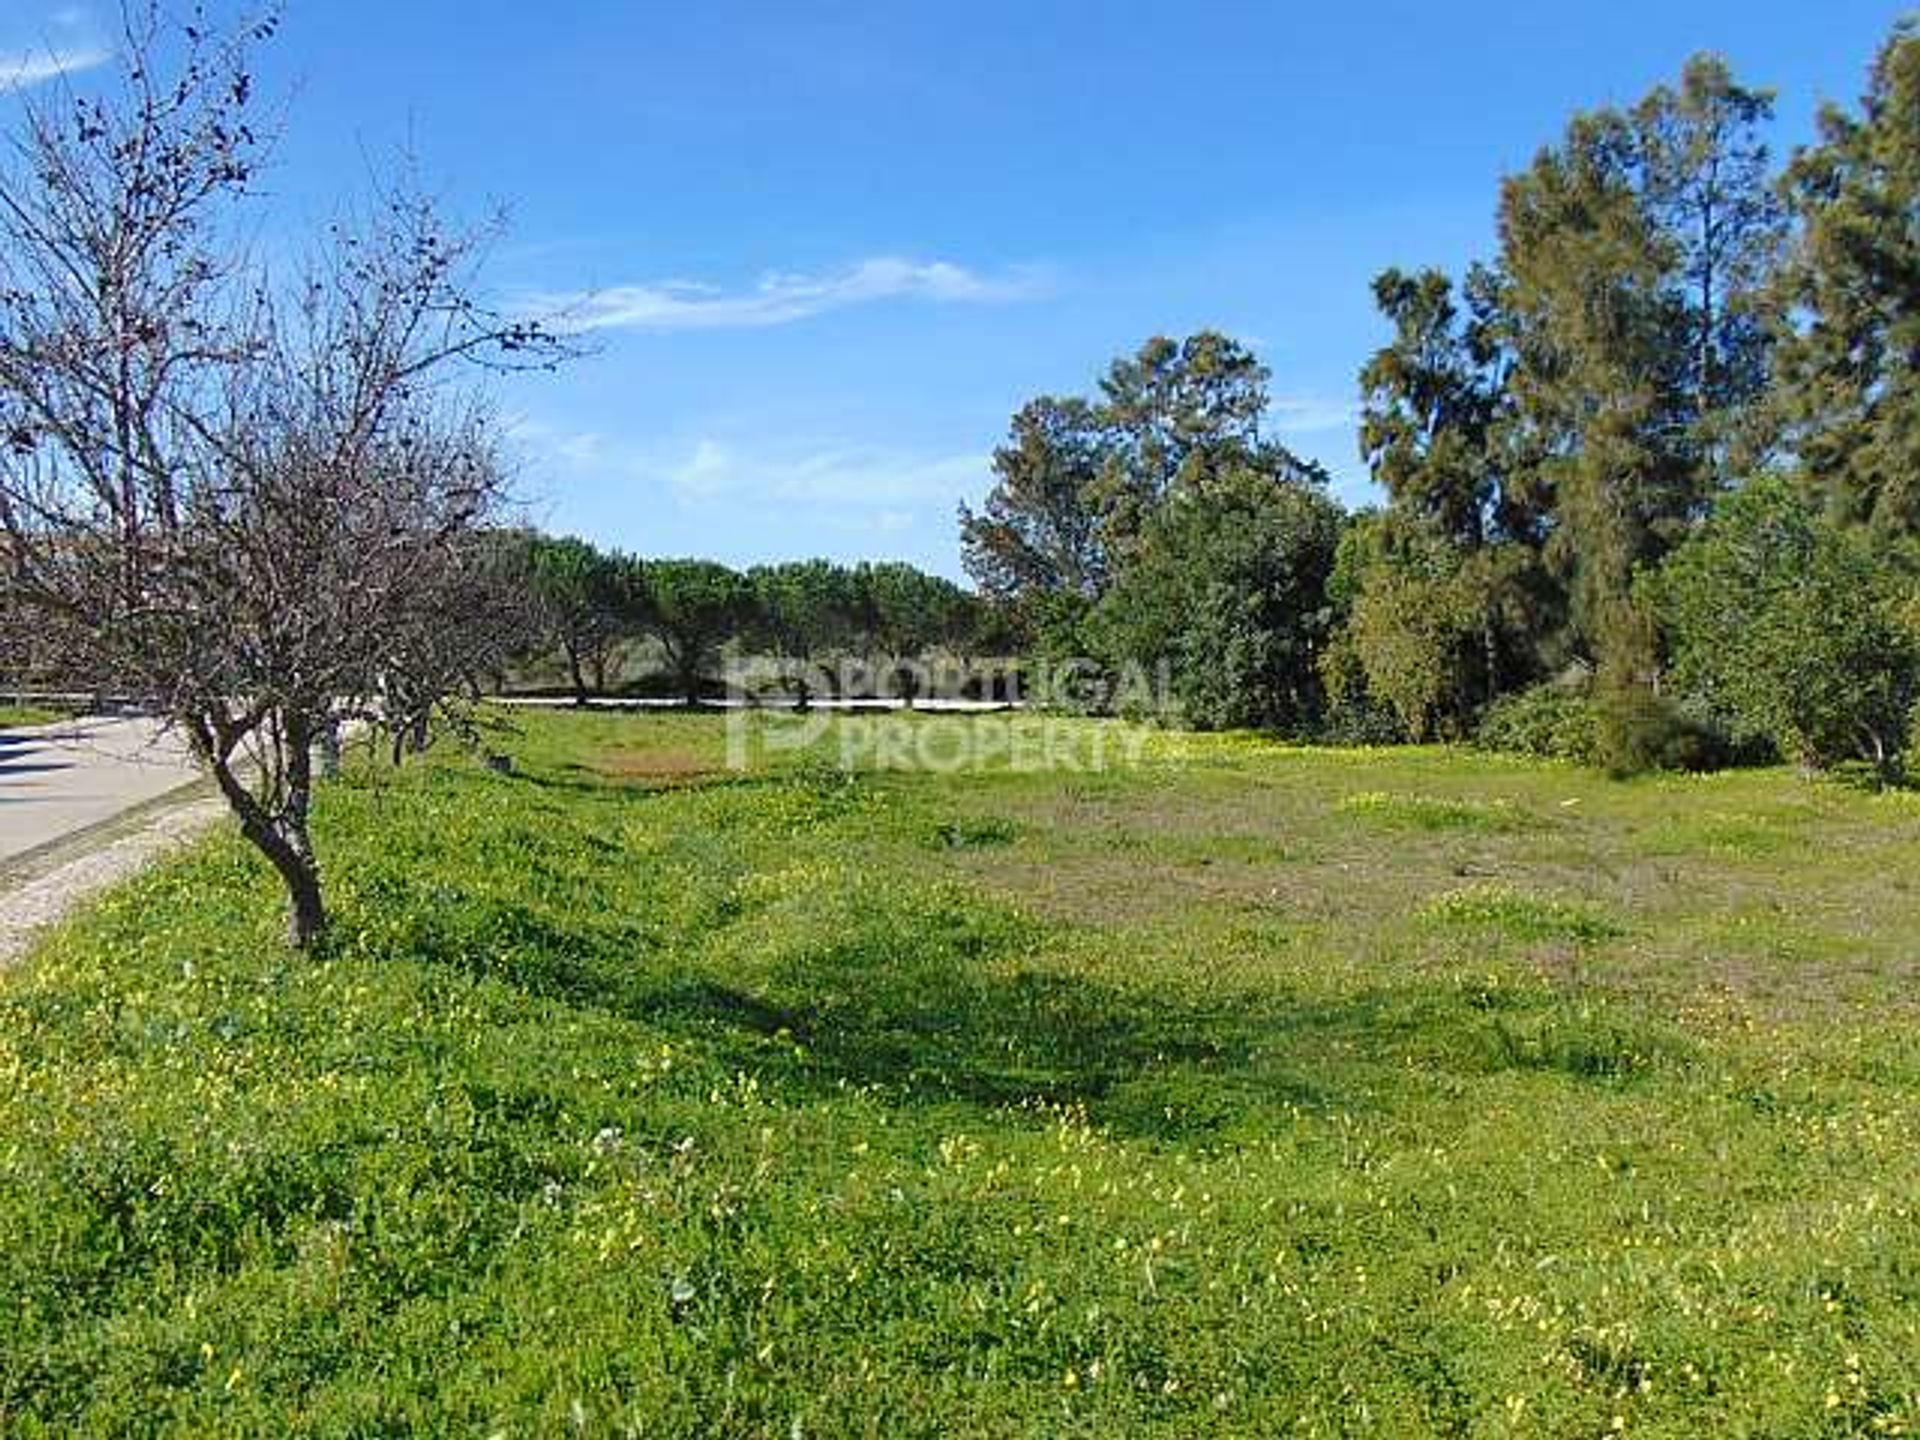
[963,23,1920,783]
[512,537,989,706]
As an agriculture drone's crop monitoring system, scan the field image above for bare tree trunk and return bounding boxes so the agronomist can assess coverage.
[316,717,342,778]
[564,642,588,707]
[272,826,327,949]
[205,731,327,949]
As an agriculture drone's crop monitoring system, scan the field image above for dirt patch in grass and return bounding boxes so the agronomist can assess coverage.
[587,747,724,787]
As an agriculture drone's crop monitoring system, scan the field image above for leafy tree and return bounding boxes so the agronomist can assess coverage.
[852,562,968,657]
[526,535,642,703]
[1488,55,1781,684]
[1333,530,1542,742]
[965,331,1331,678]
[1359,265,1530,548]
[1096,466,1341,732]
[1350,263,1559,733]
[642,559,751,706]
[748,559,858,708]
[1633,54,1786,476]
[1648,476,1920,781]
[853,561,973,703]
[1495,106,1696,674]
[1774,21,1920,535]
[1094,331,1298,558]
[959,396,1109,604]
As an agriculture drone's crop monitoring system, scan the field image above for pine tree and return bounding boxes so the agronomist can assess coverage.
[1775,21,1920,536]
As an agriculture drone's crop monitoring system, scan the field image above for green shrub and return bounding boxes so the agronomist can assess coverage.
[1646,476,1920,785]
[1476,683,1601,764]
[1594,682,1728,778]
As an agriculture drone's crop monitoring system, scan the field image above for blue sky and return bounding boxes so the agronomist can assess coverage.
[2,2,1907,576]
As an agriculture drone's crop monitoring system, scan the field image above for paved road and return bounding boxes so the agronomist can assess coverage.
[0,715,204,870]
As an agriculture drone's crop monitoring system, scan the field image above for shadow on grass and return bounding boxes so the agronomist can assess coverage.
[498,760,813,802]
[363,884,1535,1145]
[329,752,1693,1143]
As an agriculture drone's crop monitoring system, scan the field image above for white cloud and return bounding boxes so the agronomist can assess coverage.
[0,44,109,92]
[521,256,1044,334]
[514,423,988,537]
[654,439,987,508]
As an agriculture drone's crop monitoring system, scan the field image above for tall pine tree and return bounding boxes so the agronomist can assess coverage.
[1775,22,1920,536]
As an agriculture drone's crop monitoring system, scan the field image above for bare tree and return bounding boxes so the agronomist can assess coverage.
[376,525,546,766]
[0,8,561,945]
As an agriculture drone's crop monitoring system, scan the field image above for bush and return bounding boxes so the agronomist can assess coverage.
[1594,680,1731,778]
[1479,676,1735,776]
[1093,467,1342,732]
[1476,683,1601,765]
[1646,476,1920,784]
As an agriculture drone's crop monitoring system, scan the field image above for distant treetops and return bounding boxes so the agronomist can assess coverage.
[514,540,988,706]
[956,23,1920,783]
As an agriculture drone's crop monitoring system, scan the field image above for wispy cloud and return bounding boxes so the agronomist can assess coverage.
[521,256,1044,334]
[510,420,989,537]
[0,43,109,93]
[661,438,987,508]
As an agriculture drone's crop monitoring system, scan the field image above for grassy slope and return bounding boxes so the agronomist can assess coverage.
[2,711,1917,1437]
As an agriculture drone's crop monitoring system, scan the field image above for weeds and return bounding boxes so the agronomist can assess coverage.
[1,711,1917,1436]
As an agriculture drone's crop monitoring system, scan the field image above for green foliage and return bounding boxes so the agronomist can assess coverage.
[747,559,858,661]
[1648,476,1920,780]
[0,704,64,728]
[959,396,1109,603]
[640,558,754,703]
[1094,467,1341,731]
[1335,789,1536,833]
[964,333,1340,727]
[1359,266,1525,547]
[1593,675,1727,779]
[1476,681,1603,765]
[523,534,647,700]
[1775,22,1920,535]
[852,561,974,660]
[1495,106,1704,669]
[1331,525,1543,742]
[1419,882,1623,943]
[514,548,987,705]
[963,334,1326,659]
[6,711,1920,1434]
[1091,332,1286,559]
[1345,52,1784,708]
[1338,553,1487,742]
[1012,588,1097,676]
[1631,54,1786,474]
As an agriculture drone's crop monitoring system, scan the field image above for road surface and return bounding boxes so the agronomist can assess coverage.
[0,715,204,870]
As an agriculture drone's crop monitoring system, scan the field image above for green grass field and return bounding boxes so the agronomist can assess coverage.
[0,705,67,729]
[3,710,1918,1436]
